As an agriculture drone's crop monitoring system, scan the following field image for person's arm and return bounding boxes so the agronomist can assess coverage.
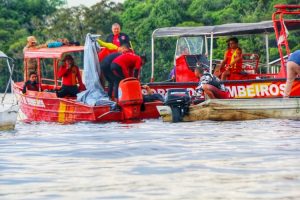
[22,81,28,94]
[133,56,142,78]
[214,51,228,76]
[220,50,228,68]
[75,66,86,90]
[230,48,242,66]
[57,64,69,78]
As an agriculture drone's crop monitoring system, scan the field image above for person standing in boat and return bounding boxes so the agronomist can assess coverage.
[214,37,243,80]
[283,50,300,98]
[106,23,131,48]
[57,55,86,98]
[100,45,130,99]
[110,52,146,99]
[194,66,230,99]
[23,36,47,80]
[22,72,39,93]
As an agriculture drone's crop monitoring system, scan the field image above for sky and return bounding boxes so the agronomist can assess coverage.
[67,0,124,7]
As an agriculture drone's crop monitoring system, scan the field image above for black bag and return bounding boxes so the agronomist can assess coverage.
[143,93,164,102]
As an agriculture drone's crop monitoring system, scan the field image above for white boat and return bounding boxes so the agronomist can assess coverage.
[157,98,300,122]
[0,104,19,130]
[0,50,19,130]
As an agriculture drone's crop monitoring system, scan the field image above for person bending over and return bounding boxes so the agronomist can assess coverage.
[194,66,230,99]
[110,52,146,99]
[57,55,86,98]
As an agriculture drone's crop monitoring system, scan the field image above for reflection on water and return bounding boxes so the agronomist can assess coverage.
[1,119,300,199]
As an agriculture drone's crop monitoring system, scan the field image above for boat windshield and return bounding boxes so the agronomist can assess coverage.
[175,36,204,58]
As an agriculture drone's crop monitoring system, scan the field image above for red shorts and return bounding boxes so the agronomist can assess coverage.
[205,84,230,99]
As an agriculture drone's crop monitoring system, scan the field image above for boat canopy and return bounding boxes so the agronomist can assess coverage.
[152,20,300,38]
[24,46,84,59]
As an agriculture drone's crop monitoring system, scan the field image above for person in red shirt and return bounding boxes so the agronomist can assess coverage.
[110,52,146,99]
[57,54,86,98]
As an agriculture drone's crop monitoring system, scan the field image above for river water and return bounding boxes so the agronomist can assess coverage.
[1,117,300,200]
[0,94,299,199]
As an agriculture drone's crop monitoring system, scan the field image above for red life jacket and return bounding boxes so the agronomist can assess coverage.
[224,48,243,73]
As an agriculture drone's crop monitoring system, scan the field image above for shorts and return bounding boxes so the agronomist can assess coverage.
[288,50,300,65]
[206,84,230,99]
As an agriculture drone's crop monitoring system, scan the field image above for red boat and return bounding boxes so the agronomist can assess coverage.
[147,4,300,99]
[13,46,162,123]
[13,4,300,123]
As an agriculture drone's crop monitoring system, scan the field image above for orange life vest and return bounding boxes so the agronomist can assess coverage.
[225,48,243,73]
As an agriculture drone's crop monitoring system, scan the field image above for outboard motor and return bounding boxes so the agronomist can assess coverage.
[164,88,191,122]
[118,77,143,120]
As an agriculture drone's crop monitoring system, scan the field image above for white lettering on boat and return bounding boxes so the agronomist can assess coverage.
[226,83,285,98]
[148,83,285,98]
[23,97,46,107]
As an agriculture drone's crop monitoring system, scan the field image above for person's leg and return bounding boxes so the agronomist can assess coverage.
[103,68,114,98]
[105,74,115,99]
[111,63,125,99]
[61,85,79,97]
[202,84,217,99]
[221,70,230,80]
[203,84,230,99]
[57,85,67,97]
[284,61,300,97]
[68,85,79,97]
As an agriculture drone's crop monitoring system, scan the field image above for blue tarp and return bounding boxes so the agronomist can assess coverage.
[77,34,116,107]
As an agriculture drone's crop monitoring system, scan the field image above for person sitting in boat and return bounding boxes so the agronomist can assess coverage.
[110,52,146,99]
[57,54,86,98]
[214,37,243,80]
[22,72,39,93]
[100,45,130,99]
[194,66,230,99]
[283,50,300,98]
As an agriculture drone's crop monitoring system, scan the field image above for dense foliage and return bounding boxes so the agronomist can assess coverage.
[0,0,299,91]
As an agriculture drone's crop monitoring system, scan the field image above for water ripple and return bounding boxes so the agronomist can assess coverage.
[0,119,300,199]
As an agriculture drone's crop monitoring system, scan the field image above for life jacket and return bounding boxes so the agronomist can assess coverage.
[225,48,243,73]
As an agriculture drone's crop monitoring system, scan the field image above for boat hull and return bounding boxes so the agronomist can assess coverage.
[157,98,300,122]
[13,83,162,123]
[0,104,19,130]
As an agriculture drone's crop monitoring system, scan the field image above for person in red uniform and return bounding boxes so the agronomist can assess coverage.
[110,52,146,99]
[22,72,39,93]
[106,23,130,48]
[214,37,243,80]
[57,54,86,98]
